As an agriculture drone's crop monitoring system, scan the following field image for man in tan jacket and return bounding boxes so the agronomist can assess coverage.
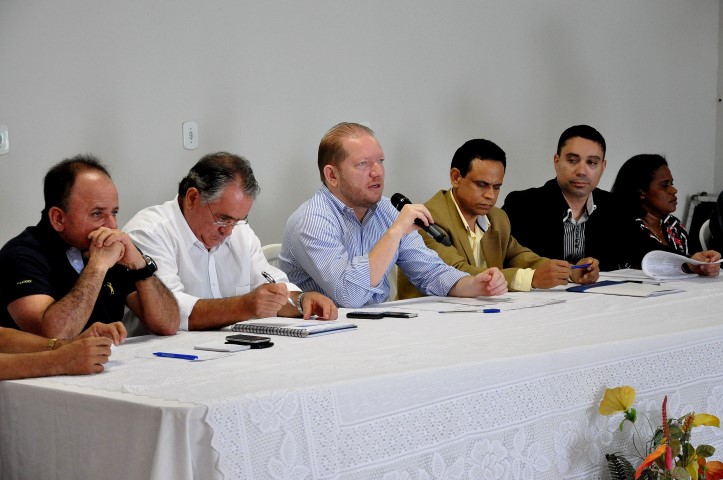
[397,139,599,299]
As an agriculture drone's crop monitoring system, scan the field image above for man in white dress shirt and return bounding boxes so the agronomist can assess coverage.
[124,152,337,331]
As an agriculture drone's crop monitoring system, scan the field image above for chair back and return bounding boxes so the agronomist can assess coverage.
[699,219,712,251]
[387,265,398,302]
[262,243,282,268]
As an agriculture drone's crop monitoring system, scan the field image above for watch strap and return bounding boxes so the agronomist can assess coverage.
[129,255,157,281]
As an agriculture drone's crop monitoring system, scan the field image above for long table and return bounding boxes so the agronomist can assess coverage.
[2,276,723,479]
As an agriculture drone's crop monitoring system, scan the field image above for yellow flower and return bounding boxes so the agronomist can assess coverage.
[692,413,720,428]
[599,386,636,416]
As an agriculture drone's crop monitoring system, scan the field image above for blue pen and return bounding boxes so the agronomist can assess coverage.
[153,352,198,361]
[571,263,592,269]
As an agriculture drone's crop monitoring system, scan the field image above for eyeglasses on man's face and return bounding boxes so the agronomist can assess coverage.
[206,203,248,228]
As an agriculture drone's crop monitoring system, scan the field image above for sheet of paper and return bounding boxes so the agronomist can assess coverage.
[601,269,657,283]
[579,282,683,297]
[642,250,722,280]
[195,341,250,352]
[386,294,567,313]
[138,348,236,361]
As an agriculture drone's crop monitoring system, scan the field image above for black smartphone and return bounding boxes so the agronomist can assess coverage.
[225,334,272,345]
[346,311,385,319]
[382,311,418,318]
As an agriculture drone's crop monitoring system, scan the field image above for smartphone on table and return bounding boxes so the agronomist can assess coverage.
[225,334,274,349]
[346,311,418,319]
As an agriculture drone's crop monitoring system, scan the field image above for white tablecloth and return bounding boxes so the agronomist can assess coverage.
[2,276,723,479]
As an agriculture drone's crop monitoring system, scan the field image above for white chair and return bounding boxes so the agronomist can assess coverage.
[386,265,398,302]
[261,243,282,268]
[699,219,712,251]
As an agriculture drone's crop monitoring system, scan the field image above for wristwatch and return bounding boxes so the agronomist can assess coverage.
[295,292,306,315]
[128,254,158,281]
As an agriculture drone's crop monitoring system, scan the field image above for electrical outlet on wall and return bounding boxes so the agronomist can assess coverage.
[0,125,9,155]
[182,122,198,150]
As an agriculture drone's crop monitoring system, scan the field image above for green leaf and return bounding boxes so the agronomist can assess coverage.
[670,466,690,479]
[683,443,695,458]
[669,424,683,440]
[696,444,716,457]
[640,470,658,480]
[605,453,636,480]
[625,407,637,423]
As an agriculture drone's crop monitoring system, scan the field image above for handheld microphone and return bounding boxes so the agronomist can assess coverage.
[391,193,452,246]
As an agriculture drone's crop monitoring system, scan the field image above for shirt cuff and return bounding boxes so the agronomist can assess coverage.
[510,268,535,292]
[438,269,470,296]
[174,292,199,331]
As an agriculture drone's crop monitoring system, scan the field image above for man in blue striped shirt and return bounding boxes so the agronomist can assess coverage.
[279,122,507,308]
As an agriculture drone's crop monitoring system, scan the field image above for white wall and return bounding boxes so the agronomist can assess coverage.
[0,0,719,245]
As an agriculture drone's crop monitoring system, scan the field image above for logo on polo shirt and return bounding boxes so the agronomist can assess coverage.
[105,282,115,295]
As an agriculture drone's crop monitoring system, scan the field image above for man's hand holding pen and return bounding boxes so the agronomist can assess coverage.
[262,271,296,307]
[570,257,600,284]
[246,282,291,318]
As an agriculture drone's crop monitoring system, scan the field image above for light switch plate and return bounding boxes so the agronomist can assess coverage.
[182,122,198,150]
[0,125,8,155]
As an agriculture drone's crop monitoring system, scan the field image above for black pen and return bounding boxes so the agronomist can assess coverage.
[262,271,295,307]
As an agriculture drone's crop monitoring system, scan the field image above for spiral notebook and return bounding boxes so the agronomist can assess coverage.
[231,319,358,338]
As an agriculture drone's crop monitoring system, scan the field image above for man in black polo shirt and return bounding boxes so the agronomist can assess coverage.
[0,155,179,338]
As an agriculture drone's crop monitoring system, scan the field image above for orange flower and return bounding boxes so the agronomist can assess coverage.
[635,444,667,479]
[705,460,723,480]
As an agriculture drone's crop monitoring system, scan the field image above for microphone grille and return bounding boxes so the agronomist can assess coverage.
[391,193,410,211]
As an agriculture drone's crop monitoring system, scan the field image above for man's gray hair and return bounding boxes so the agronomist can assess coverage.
[178,152,260,203]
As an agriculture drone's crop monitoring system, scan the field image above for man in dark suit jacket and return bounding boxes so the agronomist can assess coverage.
[397,139,599,300]
[708,190,723,252]
[502,125,621,272]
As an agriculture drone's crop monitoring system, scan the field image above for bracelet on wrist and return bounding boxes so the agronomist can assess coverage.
[295,292,306,315]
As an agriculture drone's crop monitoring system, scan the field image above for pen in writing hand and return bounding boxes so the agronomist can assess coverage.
[571,263,592,269]
[153,352,198,360]
[261,271,296,307]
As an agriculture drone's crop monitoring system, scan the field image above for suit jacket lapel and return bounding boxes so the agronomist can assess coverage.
[442,190,477,264]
